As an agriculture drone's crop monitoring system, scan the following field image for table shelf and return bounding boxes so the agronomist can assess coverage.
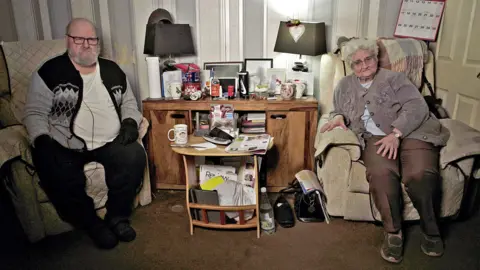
[173,138,261,238]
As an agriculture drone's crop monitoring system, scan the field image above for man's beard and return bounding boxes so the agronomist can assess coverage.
[68,47,100,67]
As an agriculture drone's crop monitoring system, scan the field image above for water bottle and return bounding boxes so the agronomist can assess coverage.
[259,187,275,235]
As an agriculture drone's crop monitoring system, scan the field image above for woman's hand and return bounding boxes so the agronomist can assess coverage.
[374,133,400,159]
[320,115,347,133]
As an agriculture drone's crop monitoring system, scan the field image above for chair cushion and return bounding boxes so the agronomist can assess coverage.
[1,40,65,124]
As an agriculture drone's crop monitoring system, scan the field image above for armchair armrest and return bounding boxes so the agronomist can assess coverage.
[439,119,480,171]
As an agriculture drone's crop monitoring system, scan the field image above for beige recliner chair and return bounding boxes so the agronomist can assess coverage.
[0,39,152,243]
[315,38,480,223]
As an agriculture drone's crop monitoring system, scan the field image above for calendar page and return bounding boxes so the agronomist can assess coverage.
[394,0,445,41]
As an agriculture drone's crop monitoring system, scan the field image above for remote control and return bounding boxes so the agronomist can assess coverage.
[203,135,232,145]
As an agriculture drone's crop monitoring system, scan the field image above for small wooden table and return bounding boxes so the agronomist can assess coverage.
[172,136,261,238]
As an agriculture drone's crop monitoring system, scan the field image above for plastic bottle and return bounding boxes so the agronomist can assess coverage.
[259,187,275,235]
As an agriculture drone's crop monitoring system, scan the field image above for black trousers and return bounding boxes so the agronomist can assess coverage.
[362,137,441,236]
[32,139,146,228]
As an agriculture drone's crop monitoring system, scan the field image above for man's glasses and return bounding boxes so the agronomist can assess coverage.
[67,34,99,45]
[352,55,376,68]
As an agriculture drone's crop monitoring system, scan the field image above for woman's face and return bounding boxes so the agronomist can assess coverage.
[351,49,378,79]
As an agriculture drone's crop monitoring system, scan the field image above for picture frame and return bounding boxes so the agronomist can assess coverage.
[244,58,273,91]
[203,62,244,78]
[266,68,287,94]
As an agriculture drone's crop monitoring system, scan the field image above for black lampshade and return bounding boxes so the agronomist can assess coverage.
[274,21,327,56]
[143,24,195,56]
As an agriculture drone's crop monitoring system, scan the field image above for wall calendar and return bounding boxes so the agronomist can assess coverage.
[394,0,446,41]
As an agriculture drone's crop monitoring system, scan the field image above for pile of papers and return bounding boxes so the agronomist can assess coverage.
[225,134,272,155]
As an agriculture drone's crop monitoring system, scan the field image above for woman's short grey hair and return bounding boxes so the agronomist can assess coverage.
[342,39,379,68]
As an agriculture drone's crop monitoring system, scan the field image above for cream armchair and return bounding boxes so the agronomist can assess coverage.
[315,39,480,223]
[0,40,152,242]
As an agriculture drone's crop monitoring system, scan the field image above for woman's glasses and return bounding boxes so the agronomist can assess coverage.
[352,55,376,68]
[67,34,99,45]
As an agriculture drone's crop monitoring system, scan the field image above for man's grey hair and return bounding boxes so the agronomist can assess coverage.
[342,38,378,68]
[65,18,98,36]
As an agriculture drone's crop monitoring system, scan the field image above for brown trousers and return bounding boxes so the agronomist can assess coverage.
[362,136,441,236]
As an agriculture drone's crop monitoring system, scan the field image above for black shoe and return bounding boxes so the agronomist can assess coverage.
[274,195,295,228]
[111,221,136,242]
[86,221,118,249]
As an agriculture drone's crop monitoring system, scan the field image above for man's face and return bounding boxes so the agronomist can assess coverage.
[66,22,100,67]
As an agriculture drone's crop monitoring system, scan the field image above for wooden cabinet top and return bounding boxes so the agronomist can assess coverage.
[142,96,318,111]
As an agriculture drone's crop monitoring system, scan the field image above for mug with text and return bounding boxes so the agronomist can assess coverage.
[168,124,188,144]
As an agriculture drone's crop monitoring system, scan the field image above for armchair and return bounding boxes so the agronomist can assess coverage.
[315,37,480,223]
[0,40,152,243]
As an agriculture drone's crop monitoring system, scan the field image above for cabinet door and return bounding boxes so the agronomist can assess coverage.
[266,111,307,189]
[149,110,190,189]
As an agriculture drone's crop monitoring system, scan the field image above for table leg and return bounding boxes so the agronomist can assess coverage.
[254,156,260,239]
[183,155,197,235]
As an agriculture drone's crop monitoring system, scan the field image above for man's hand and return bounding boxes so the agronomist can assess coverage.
[374,133,400,160]
[320,115,348,133]
[115,118,139,145]
[34,134,55,149]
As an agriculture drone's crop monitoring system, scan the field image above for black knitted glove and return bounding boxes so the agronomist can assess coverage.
[115,118,139,145]
[34,134,56,150]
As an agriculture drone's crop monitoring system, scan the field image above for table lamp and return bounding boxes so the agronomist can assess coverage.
[273,21,327,72]
[144,23,195,70]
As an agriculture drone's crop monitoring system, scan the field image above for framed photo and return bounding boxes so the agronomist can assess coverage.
[244,58,273,90]
[266,68,287,94]
[203,62,243,78]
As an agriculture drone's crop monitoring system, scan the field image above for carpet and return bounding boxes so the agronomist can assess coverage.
[1,190,479,270]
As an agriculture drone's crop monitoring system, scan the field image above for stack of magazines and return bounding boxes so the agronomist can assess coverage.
[241,113,266,134]
[225,134,272,155]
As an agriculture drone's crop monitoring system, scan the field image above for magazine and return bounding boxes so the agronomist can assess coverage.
[225,134,272,155]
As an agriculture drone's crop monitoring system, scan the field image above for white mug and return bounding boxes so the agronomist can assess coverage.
[168,82,182,99]
[294,82,306,98]
[168,124,188,144]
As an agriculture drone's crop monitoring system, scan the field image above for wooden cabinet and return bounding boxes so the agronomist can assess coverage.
[266,111,308,188]
[143,97,318,191]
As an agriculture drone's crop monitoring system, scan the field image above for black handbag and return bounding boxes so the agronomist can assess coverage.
[281,180,326,223]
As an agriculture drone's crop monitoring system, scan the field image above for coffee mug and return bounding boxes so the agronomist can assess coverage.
[168,124,188,144]
[280,83,295,99]
[294,82,306,98]
[168,82,182,99]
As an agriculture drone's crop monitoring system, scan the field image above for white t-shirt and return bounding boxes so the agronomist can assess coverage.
[360,80,386,136]
[74,64,121,150]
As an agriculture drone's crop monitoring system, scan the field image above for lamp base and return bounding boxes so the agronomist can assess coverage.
[292,62,308,72]
[162,58,177,72]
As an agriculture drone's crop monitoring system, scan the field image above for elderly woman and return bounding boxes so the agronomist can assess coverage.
[320,39,450,263]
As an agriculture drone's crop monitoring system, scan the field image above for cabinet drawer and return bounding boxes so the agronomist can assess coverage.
[149,110,190,188]
[266,111,307,187]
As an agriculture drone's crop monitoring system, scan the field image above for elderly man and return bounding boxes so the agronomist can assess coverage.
[23,18,145,249]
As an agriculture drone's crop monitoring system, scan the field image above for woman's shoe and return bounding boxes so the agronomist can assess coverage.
[421,234,444,257]
[380,231,403,263]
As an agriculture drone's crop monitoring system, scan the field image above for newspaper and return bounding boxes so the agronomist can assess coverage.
[225,134,272,155]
